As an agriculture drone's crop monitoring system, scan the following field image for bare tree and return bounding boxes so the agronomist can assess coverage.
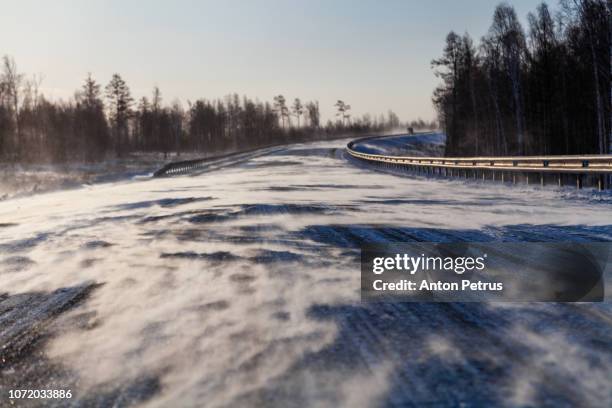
[462,34,481,155]
[559,0,608,154]
[432,32,462,153]
[609,0,612,156]
[334,100,351,126]
[608,0,612,187]
[1,56,23,156]
[151,87,163,151]
[22,74,43,111]
[606,0,612,189]
[273,95,289,128]
[606,0,612,155]
[152,86,162,112]
[305,101,320,128]
[433,0,610,157]
[489,3,527,154]
[291,98,304,127]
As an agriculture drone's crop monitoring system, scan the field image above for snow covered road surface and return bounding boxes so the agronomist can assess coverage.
[1,135,611,407]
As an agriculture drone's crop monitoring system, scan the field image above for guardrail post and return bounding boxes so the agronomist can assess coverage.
[512,174,516,185]
[492,171,495,182]
[501,172,505,183]
[526,174,529,185]
[598,174,604,191]
[558,174,562,187]
[577,174,583,189]
[540,173,544,187]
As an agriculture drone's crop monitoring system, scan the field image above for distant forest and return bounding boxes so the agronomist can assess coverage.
[0,58,434,164]
[433,0,611,156]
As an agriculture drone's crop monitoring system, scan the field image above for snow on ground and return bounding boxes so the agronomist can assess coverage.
[0,151,215,201]
[352,132,446,156]
[0,135,611,407]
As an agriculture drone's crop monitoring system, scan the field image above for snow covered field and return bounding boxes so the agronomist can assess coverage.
[0,151,220,201]
[0,134,611,407]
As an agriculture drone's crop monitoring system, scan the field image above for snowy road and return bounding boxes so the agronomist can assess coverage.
[1,134,611,407]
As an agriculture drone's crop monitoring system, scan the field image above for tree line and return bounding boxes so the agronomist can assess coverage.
[0,58,420,163]
[433,0,611,156]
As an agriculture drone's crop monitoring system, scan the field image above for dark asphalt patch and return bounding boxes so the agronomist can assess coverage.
[83,240,114,249]
[2,256,35,272]
[296,224,612,248]
[114,196,215,211]
[160,251,241,262]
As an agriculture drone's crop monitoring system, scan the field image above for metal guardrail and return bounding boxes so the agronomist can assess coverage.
[153,147,275,177]
[154,157,210,177]
[153,144,293,177]
[346,137,612,190]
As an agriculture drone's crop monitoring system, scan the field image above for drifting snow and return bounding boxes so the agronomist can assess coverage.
[0,135,610,407]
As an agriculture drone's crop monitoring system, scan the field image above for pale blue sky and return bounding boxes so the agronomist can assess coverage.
[1,0,548,121]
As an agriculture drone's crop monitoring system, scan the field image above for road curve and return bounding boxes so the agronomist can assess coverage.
[0,135,611,407]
